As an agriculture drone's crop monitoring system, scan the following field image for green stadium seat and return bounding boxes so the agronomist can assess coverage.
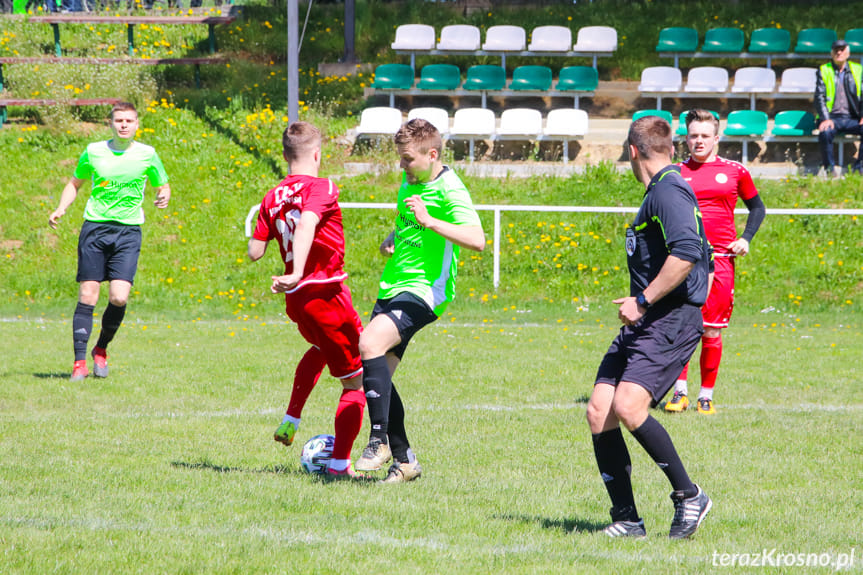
[463,65,506,91]
[371,63,415,90]
[844,28,863,51]
[794,28,837,54]
[748,28,791,53]
[632,109,674,126]
[771,110,816,136]
[656,27,698,52]
[724,110,768,165]
[416,64,461,91]
[675,110,720,136]
[509,65,552,91]
[724,110,768,136]
[702,27,745,53]
[555,66,599,91]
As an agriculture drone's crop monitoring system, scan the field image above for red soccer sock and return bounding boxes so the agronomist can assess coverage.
[286,347,326,419]
[678,363,689,382]
[332,388,366,461]
[699,335,723,391]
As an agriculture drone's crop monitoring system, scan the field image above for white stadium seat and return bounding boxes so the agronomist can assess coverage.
[542,108,589,164]
[543,108,589,137]
[356,107,403,137]
[731,67,776,93]
[684,66,729,92]
[528,25,572,52]
[450,108,496,162]
[572,26,618,52]
[391,24,436,51]
[778,67,818,93]
[482,25,526,51]
[496,108,543,139]
[450,107,496,137]
[638,66,683,92]
[407,107,450,135]
[437,25,481,51]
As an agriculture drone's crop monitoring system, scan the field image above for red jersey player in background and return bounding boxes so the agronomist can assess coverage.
[665,109,766,415]
[248,121,366,478]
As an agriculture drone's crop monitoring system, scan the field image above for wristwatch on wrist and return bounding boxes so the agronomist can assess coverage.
[636,292,651,309]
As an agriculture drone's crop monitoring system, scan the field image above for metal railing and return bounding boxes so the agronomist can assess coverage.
[246,203,863,289]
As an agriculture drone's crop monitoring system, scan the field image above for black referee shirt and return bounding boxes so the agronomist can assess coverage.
[625,165,713,307]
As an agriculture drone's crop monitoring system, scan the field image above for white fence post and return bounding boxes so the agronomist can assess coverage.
[493,207,501,289]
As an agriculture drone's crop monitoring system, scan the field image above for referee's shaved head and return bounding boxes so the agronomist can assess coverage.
[628,116,673,160]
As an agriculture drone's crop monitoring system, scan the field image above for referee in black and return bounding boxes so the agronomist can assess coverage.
[586,115,713,539]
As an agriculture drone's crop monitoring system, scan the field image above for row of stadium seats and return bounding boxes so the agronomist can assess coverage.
[393,23,617,54]
[373,63,597,92]
[369,63,598,107]
[639,66,815,109]
[635,109,816,138]
[657,26,863,67]
[391,23,616,69]
[355,106,589,163]
[635,108,855,165]
[658,26,859,55]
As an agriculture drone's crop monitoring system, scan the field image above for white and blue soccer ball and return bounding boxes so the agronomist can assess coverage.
[300,434,335,474]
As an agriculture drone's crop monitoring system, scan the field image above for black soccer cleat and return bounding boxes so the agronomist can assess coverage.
[669,484,712,539]
[604,519,646,538]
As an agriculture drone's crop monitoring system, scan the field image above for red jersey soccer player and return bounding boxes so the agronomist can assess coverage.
[666,109,766,415]
[248,122,366,478]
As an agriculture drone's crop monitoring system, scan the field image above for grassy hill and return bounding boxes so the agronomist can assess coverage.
[1,101,860,320]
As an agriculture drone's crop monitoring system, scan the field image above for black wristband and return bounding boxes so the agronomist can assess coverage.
[636,292,651,309]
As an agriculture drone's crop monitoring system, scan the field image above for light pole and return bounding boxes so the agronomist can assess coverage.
[287,0,299,122]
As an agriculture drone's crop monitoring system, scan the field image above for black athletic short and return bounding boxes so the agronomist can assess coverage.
[595,302,704,406]
[370,291,439,360]
[76,220,142,284]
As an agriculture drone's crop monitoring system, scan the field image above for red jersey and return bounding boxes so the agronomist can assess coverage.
[677,156,758,256]
[253,174,347,292]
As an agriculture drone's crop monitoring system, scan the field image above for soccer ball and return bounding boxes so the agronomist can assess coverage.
[300,434,335,474]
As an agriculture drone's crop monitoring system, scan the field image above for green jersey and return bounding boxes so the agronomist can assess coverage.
[379,167,481,316]
[74,141,169,225]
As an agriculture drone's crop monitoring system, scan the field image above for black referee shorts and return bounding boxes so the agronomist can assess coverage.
[76,220,142,284]
[595,303,703,407]
[370,291,438,360]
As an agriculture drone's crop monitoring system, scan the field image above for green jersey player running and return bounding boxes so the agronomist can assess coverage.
[49,102,171,381]
[355,118,485,482]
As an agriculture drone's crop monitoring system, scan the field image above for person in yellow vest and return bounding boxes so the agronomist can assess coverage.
[815,39,863,177]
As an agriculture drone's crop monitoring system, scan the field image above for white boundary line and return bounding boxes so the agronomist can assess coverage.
[20,403,853,420]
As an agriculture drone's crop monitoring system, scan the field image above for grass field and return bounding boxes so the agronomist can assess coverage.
[1,306,860,573]
[2,1,862,571]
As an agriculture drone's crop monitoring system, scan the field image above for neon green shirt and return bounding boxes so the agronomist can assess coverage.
[379,167,481,316]
[74,141,169,225]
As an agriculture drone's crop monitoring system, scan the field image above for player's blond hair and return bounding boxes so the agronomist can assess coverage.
[282,121,322,163]
[109,102,137,120]
[394,118,442,156]
[628,115,673,160]
[685,108,720,135]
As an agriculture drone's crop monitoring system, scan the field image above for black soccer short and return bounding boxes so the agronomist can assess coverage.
[76,220,142,284]
[370,291,439,360]
[595,302,704,406]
